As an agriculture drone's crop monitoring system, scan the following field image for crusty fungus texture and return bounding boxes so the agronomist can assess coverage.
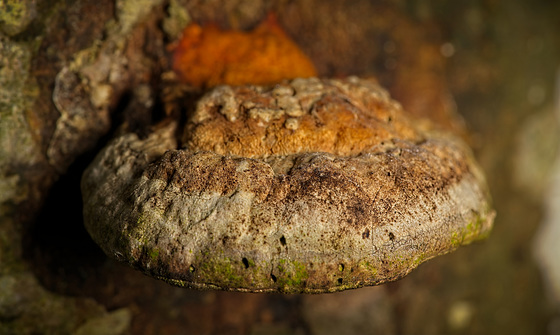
[82,77,494,293]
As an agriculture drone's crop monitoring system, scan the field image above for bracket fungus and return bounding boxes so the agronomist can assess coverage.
[82,77,495,293]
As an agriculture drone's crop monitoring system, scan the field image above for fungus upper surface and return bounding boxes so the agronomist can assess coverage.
[82,77,494,293]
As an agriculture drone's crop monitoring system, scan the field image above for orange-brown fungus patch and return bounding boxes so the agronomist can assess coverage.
[183,78,423,159]
[172,15,317,88]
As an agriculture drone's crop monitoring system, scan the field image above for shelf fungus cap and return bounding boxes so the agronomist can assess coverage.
[82,77,495,293]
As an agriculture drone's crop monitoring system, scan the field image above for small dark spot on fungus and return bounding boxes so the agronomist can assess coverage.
[270,273,277,283]
[389,232,395,240]
[242,257,249,269]
[337,278,343,285]
[339,263,345,272]
[189,265,196,273]
[279,235,286,246]
[362,228,370,239]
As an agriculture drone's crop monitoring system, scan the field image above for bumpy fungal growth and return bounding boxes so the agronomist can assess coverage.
[82,77,494,293]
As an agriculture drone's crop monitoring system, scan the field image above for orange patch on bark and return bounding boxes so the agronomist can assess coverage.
[171,14,317,88]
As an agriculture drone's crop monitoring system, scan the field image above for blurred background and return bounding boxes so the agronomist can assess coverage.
[1,0,559,334]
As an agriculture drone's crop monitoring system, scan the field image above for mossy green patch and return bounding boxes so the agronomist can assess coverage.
[149,248,159,261]
[246,258,256,268]
[450,231,461,247]
[0,0,36,35]
[358,259,378,276]
[276,259,309,290]
[130,209,164,245]
[451,210,493,247]
[412,253,427,266]
[197,257,245,287]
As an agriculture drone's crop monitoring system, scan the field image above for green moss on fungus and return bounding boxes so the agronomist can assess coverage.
[197,257,246,288]
[149,248,159,261]
[275,259,309,291]
[451,210,493,248]
[358,260,378,276]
